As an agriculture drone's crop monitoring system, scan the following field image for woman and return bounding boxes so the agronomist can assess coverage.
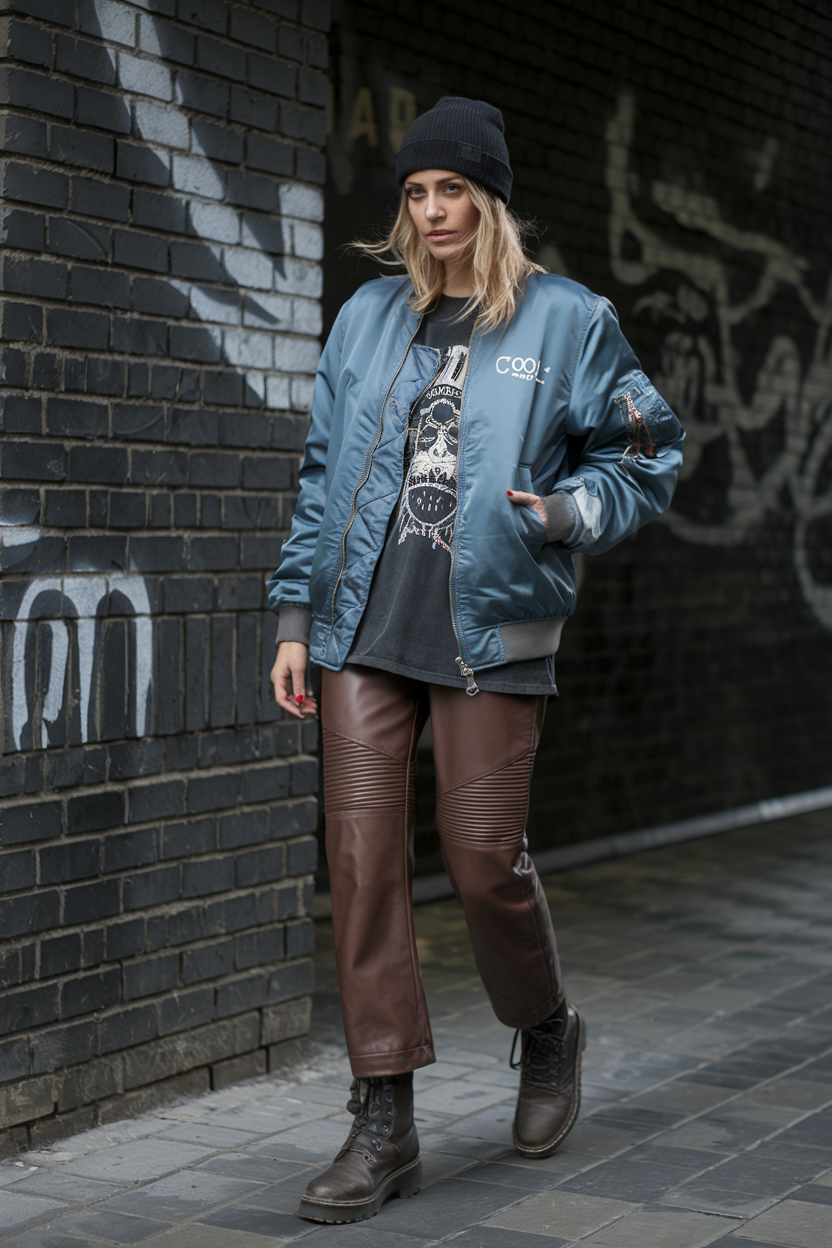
[268,97,684,1224]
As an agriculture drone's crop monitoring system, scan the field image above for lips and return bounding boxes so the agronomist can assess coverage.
[427,231,454,240]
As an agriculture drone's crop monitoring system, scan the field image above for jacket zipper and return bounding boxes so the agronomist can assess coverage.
[450,326,479,695]
[329,317,423,631]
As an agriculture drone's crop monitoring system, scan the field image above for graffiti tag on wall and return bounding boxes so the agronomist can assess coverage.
[606,90,832,628]
[8,575,152,751]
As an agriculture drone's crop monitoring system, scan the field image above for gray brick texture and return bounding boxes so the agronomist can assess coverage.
[0,0,328,1146]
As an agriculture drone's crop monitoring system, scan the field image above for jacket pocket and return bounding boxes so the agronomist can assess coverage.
[517,464,535,494]
[614,371,683,460]
[512,503,548,552]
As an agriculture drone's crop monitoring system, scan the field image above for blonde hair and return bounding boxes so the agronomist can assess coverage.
[351,178,544,334]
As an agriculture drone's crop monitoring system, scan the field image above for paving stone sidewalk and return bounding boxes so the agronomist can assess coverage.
[2,810,832,1248]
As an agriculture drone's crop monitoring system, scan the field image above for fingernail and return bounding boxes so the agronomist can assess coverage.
[296,695,304,705]
[506,490,514,496]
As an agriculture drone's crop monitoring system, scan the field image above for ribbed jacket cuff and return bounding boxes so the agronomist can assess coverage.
[543,493,582,545]
[275,605,312,647]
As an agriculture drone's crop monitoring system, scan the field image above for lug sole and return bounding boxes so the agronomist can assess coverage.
[297,1156,422,1224]
[513,1009,587,1159]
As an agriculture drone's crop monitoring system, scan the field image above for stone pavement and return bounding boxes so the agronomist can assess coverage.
[1,809,832,1248]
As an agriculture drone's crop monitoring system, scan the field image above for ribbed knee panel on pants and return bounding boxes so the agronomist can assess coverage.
[436,751,535,847]
[323,728,415,814]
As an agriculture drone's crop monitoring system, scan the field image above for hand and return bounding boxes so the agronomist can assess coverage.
[506,489,547,527]
[270,642,318,720]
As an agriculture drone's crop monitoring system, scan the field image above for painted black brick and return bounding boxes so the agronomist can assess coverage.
[72,268,130,309]
[48,218,109,262]
[133,189,188,234]
[122,954,180,1001]
[99,1004,158,1056]
[76,85,132,135]
[102,829,158,873]
[3,984,58,1035]
[50,125,114,174]
[72,176,130,221]
[122,866,180,911]
[45,397,107,439]
[40,934,82,979]
[116,143,170,188]
[159,986,214,1035]
[128,781,186,824]
[0,850,36,892]
[63,880,120,926]
[0,893,60,940]
[3,257,67,300]
[1,0,327,1141]
[39,840,100,886]
[105,919,145,961]
[181,857,235,897]
[235,927,284,969]
[0,802,63,846]
[236,845,285,887]
[61,969,120,1019]
[55,34,116,84]
[1,396,41,435]
[29,1019,98,1076]
[66,791,125,836]
[182,939,234,984]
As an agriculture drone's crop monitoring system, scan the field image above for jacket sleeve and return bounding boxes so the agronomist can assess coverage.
[266,304,347,616]
[546,296,684,555]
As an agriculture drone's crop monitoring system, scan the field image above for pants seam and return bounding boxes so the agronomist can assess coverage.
[435,745,536,800]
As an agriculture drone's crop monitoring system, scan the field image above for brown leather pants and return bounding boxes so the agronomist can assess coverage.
[322,663,564,1077]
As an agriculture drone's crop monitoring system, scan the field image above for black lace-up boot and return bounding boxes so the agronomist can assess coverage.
[511,1003,586,1158]
[298,1073,421,1223]
[346,1078,367,1115]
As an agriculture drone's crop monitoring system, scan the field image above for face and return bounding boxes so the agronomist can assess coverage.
[404,170,480,264]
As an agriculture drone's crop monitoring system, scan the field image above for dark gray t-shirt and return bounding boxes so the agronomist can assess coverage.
[346,295,557,696]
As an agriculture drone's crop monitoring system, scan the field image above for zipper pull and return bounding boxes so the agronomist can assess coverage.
[455,656,479,696]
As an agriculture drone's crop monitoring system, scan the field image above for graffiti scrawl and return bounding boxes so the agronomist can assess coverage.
[7,573,153,751]
[606,89,832,628]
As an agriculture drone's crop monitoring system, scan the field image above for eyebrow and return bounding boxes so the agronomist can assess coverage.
[404,176,459,190]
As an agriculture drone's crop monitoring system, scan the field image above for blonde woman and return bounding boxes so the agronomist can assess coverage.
[268,97,684,1224]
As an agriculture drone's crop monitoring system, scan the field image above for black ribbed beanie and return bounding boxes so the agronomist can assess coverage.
[395,96,512,204]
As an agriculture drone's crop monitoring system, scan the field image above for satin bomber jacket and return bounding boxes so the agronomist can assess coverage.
[267,272,684,678]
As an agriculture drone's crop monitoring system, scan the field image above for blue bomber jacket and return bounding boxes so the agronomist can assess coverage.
[267,273,684,678]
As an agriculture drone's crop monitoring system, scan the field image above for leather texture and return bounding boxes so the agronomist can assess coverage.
[513,1003,586,1157]
[322,663,564,1077]
[268,272,684,675]
[299,1074,421,1223]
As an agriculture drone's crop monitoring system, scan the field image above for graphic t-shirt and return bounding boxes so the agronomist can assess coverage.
[347,295,557,696]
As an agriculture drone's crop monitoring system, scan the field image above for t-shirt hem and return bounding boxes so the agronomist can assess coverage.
[345,653,557,696]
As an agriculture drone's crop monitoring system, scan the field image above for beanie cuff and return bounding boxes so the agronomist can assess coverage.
[396,138,512,203]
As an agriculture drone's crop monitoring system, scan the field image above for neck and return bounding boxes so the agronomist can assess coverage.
[442,258,474,298]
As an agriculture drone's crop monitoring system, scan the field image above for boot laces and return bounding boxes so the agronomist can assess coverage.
[339,1077,395,1163]
[510,1016,566,1091]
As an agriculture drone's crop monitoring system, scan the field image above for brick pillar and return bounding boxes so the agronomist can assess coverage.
[0,0,329,1151]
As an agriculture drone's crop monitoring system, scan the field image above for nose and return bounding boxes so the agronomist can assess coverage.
[425,192,444,220]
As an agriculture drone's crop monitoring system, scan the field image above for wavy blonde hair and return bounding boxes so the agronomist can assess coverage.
[351,178,544,333]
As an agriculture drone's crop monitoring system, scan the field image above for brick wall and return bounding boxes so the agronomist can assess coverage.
[0,0,328,1150]
[324,0,832,875]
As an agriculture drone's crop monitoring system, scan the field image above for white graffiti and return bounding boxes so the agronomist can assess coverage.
[9,573,153,750]
[606,90,832,627]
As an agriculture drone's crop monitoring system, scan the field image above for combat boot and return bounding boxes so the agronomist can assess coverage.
[512,1004,586,1157]
[298,1073,421,1223]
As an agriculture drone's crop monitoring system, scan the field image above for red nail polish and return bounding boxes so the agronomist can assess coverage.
[296,694,305,705]
[506,490,513,496]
